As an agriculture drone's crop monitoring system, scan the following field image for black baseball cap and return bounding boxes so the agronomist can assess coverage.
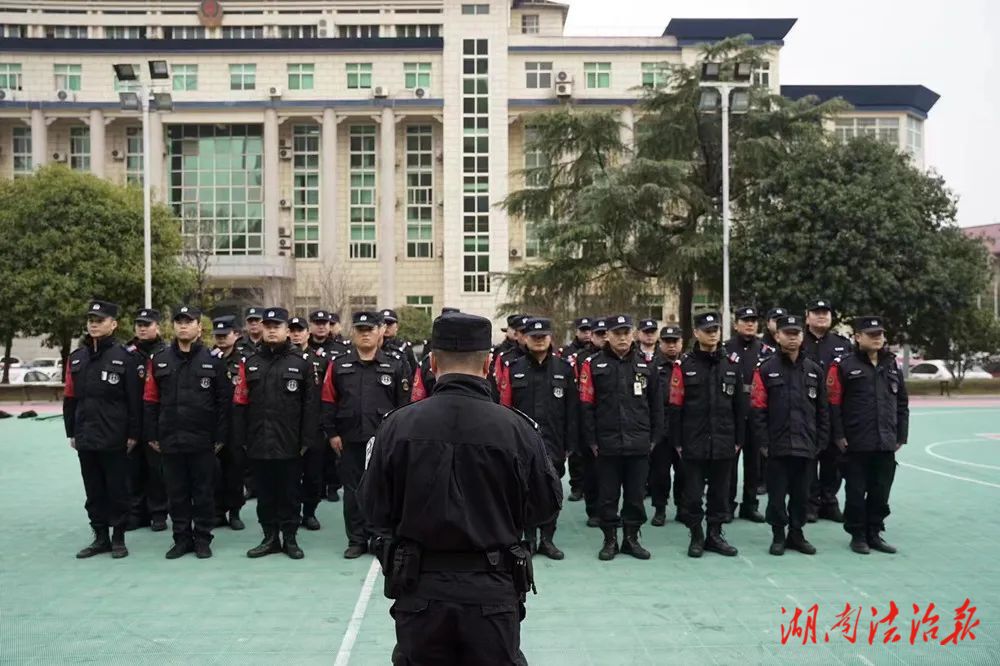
[212,316,236,334]
[608,314,633,331]
[776,314,804,332]
[735,306,759,320]
[86,300,119,319]
[574,317,594,331]
[381,309,399,324]
[308,309,333,323]
[853,316,885,333]
[694,311,722,331]
[288,316,307,330]
[524,317,553,336]
[262,307,289,324]
[638,318,658,332]
[807,299,834,313]
[503,313,526,332]
[766,307,787,320]
[352,311,382,329]
[592,318,609,334]
[134,308,161,324]
[245,306,264,321]
[659,325,683,340]
[172,305,202,322]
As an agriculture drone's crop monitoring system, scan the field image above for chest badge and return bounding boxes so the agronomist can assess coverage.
[286,379,298,392]
[808,386,818,399]
[380,374,392,386]
[107,373,120,385]
[724,382,734,396]
[553,386,564,398]
[200,377,212,389]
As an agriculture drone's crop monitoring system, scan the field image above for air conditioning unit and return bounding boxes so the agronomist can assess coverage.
[555,82,573,97]
[278,226,291,238]
[51,151,67,163]
[556,71,570,82]
[0,89,14,102]
[413,87,426,99]
[278,238,292,249]
[111,149,125,161]
[279,197,292,209]
[509,247,521,258]
[279,138,292,149]
[55,89,75,102]
[279,148,292,160]
[268,85,282,98]
[373,86,388,98]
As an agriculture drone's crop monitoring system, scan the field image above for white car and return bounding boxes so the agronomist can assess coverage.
[908,360,993,381]
[29,357,62,370]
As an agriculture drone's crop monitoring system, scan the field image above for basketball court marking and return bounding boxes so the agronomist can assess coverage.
[923,436,1000,472]
[334,558,382,666]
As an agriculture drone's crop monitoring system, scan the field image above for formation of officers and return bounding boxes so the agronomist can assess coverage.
[63,296,908,563]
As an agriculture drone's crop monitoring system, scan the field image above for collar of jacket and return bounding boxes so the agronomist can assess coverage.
[778,349,804,366]
[87,335,116,357]
[601,341,636,361]
[693,346,722,363]
[526,348,553,367]
[171,338,203,359]
[260,340,293,358]
[853,346,892,366]
[432,373,493,401]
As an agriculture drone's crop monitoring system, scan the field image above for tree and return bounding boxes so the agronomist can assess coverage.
[394,306,433,345]
[938,307,1000,387]
[0,165,194,376]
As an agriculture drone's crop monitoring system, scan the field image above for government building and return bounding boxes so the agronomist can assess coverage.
[0,1,939,324]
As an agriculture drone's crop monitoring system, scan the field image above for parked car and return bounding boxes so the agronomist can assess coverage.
[908,360,993,381]
[22,369,59,383]
[28,357,62,370]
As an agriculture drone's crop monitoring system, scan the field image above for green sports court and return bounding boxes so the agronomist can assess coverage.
[1,400,997,665]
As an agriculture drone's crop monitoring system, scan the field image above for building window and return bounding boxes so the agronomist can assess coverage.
[906,116,923,159]
[349,125,377,260]
[637,295,664,321]
[105,26,146,39]
[406,125,434,259]
[168,124,265,256]
[524,62,552,89]
[834,117,899,146]
[346,63,372,89]
[521,14,540,34]
[125,127,143,186]
[584,62,611,89]
[397,24,441,38]
[54,64,82,91]
[292,124,320,259]
[164,26,206,39]
[0,25,26,38]
[46,26,87,39]
[404,62,431,89]
[287,63,315,90]
[338,25,380,38]
[222,26,264,39]
[279,25,317,39]
[113,63,142,93]
[461,4,490,15]
[349,295,378,313]
[752,62,771,88]
[523,126,547,259]
[172,64,198,91]
[405,295,433,315]
[12,126,31,176]
[0,64,22,91]
[70,127,90,171]
[229,64,256,90]
[641,62,671,89]
[462,38,490,293]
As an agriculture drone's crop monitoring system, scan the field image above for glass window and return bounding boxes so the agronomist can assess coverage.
[906,116,923,159]
[125,127,143,186]
[292,124,321,259]
[54,64,82,91]
[229,64,256,91]
[0,63,22,91]
[525,62,552,89]
[0,25,25,38]
[641,62,670,89]
[70,127,90,171]
[753,61,771,88]
[397,24,441,38]
[405,295,433,315]
[406,125,434,259]
[279,25,317,39]
[461,4,490,15]
[349,125,377,259]
[172,64,198,91]
[288,63,315,90]
[338,25,380,38]
[521,14,539,34]
[222,26,264,39]
[105,26,146,39]
[462,39,490,293]
[584,62,611,89]
[834,117,901,147]
[46,26,87,39]
[404,62,431,89]
[164,26,206,39]
[349,295,378,311]
[12,126,31,176]
[346,63,372,89]
[523,126,548,258]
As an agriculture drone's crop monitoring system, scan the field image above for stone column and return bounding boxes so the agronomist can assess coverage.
[263,108,280,257]
[620,106,635,153]
[30,108,47,168]
[378,107,396,308]
[89,108,105,177]
[320,108,338,263]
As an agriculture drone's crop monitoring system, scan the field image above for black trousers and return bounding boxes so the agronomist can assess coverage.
[325,447,342,493]
[728,419,760,511]
[597,454,649,528]
[681,457,734,528]
[128,443,167,521]
[765,456,811,530]
[527,455,565,542]
[214,442,246,517]
[339,440,368,546]
[581,449,600,518]
[390,597,527,666]
[300,444,325,517]
[162,449,216,544]
[568,452,584,493]
[648,443,684,510]
[808,442,843,511]
[78,449,130,529]
[252,458,301,531]
[842,451,897,536]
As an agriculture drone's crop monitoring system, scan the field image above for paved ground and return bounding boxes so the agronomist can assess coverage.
[1,401,999,664]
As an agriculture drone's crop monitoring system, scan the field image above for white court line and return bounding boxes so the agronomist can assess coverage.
[334,558,382,666]
[910,409,1000,416]
[925,438,1000,472]
[857,654,875,666]
[898,461,1000,489]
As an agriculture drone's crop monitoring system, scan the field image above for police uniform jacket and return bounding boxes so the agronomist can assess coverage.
[232,340,320,459]
[667,347,746,460]
[63,336,143,451]
[321,349,407,444]
[724,335,764,392]
[142,340,230,453]
[750,351,829,458]
[802,329,851,371]
[410,353,435,402]
[827,348,909,452]
[498,350,579,459]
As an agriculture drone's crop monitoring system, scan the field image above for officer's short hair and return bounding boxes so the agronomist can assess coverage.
[433,349,490,373]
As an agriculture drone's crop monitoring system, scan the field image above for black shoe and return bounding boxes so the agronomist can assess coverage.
[586,516,600,528]
[537,539,565,560]
[722,512,734,524]
[704,525,738,557]
[805,510,818,523]
[850,535,871,555]
[621,527,651,560]
[785,529,817,555]
[818,505,844,523]
[867,531,897,554]
[687,524,705,558]
[769,526,786,556]
[166,540,193,559]
[651,509,666,527]
[301,515,321,531]
[344,543,367,559]
[282,530,304,559]
[228,511,245,531]
[598,527,619,561]
[247,528,282,558]
[110,527,128,559]
[326,487,341,502]
[76,527,111,559]
[125,516,149,532]
[738,506,766,523]
[150,517,167,532]
[194,541,213,559]
[568,488,584,502]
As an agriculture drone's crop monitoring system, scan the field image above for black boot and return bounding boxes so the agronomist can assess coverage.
[301,505,321,531]
[621,526,651,560]
[867,529,897,554]
[805,508,818,523]
[568,488,583,502]
[150,516,167,532]
[687,524,705,558]
[738,504,765,523]
[704,524,738,556]
[597,527,618,561]
[586,516,600,528]
[818,504,844,523]
[344,542,367,559]
[786,528,816,555]
[769,526,786,556]
[76,527,111,558]
[537,526,564,560]
[849,532,871,555]
[247,527,282,558]
[228,510,245,531]
[165,538,193,559]
[282,528,304,559]
[326,485,340,502]
[110,527,128,559]
[651,507,666,527]
[194,539,213,559]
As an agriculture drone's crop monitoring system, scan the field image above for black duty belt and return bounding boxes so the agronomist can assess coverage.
[421,550,515,573]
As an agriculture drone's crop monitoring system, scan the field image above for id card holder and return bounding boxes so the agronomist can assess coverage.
[633,381,643,396]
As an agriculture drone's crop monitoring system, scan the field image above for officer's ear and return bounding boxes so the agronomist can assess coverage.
[480,354,490,376]
[430,352,438,376]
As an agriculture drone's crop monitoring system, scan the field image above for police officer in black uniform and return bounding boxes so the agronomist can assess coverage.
[498,317,578,560]
[750,314,829,556]
[635,318,659,362]
[125,307,168,532]
[570,316,608,527]
[381,309,418,377]
[667,311,746,558]
[802,298,852,523]
[64,300,143,559]
[560,316,593,503]
[559,316,593,360]
[579,314,663,561]
[233,307,320,559]
[761,307,787,360]
[493,313,525,359]
[491,315,530,401]
[237,306,265,355]
[143,305,229,559]
[290,316,328,531]
[649,324,685,526]
[304,308,346,503]
[210,315,246,530]
[723,306,766,524]
[322,310,408,559]
[827,316,909,555]
[359,312,562,665]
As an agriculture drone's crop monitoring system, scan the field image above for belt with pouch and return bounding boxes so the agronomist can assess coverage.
[421,550,516,573]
